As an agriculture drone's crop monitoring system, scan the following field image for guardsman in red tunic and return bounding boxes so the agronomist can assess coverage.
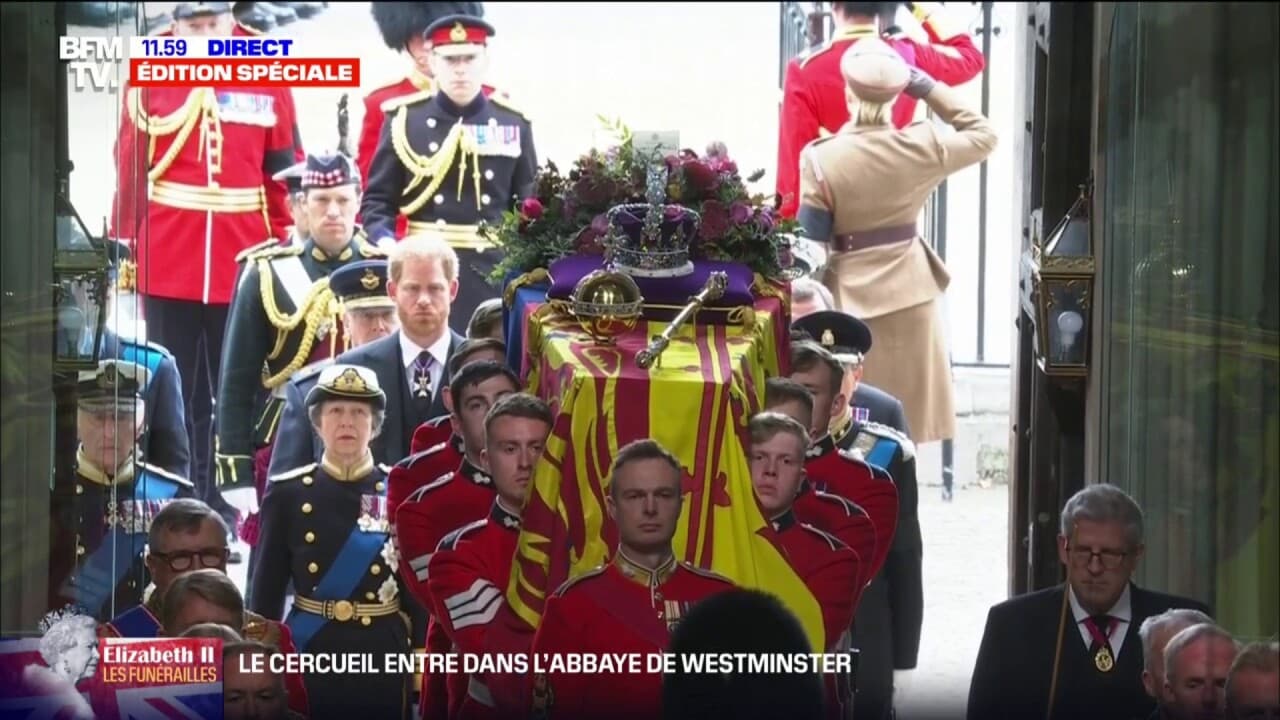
[425,393,553,720]
[110,1,305,521]
[528,439,736,720]
[763,377,890,590]
[748,412,862,720]
[99,499,308,717]
[787,341,921,720]
[775,1,984,217]
[362,2,507,238]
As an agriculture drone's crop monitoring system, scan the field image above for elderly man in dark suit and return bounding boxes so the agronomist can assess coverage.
[968,484,1211,720]
[267,234,465,474]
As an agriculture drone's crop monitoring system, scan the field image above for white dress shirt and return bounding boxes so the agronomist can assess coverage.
[1068,583,1133,660]
[399,331,451,399]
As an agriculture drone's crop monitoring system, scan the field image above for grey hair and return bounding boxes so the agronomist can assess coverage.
[1059,484,1145,548]
[308,402,385,439]
[791,278,834,310]
[1164,623,1241,681]
[1138,608,1215,673]
[148,498,229,552]
[38,615,98,667]
[1227,640,1280,706]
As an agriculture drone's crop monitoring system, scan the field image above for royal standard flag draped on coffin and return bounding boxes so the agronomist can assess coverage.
[505,295,826,652]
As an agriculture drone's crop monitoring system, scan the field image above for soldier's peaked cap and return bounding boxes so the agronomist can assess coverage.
[840,37,910,105]
[173,2,231,20]
[78,359,150,410]
[371,3,485,51]
[792,310,873,358]
[305,364,387,411]
[330,260,395,311]
[426,14,495,56]
[301,151,360,190]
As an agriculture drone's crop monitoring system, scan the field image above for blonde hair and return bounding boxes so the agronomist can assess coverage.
[388,233,459,284]
[748,411,811,453]
[853,100,893,126]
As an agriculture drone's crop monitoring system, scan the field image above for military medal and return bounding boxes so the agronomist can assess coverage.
[415,374,432,398]
[1094,646,1114,672]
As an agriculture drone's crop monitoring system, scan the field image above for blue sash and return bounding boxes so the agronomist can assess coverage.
[120,341,165,389]
[286,526,389,651]
[866,438,898,471]
[108,603,161,638]
[68,471,181,616]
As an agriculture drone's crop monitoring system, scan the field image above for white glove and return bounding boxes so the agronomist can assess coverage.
[894,669,915,694]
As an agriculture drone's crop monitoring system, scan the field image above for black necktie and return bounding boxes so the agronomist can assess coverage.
[411,351,434,421]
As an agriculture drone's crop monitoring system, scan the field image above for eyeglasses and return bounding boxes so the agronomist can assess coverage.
[1067,546,1129,570]
[150,548,229,572]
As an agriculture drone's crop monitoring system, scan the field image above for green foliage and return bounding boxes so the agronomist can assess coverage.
[482,118,798,284]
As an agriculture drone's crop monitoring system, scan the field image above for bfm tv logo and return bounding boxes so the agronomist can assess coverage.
[59,37,125,93]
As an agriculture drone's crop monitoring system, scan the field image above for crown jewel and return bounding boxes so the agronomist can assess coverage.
[605,166,699,278]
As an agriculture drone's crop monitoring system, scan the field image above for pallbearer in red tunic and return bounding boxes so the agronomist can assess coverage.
[425,394,554,720]
[362,2,507,239]
[215,151,386,496]
[528,439,736,720]
[748,412,862,720]
[111,1,305,509]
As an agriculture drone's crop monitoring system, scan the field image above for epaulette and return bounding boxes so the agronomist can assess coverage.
[860,422,916,461]
[403,472,454,505]
[365,75,413,98]
[234,239,279,264]
[798,42,839,69]
[290,362,328,386]
[270,462,317,483]
[437,518,486,552]
[552,565,607,597]
[804,134,839,153]
[381,89,434,114]
[137,461,194,489]
[677,561,735,585]
[812,490,858,517]
[838,446,868,465]
[400,442,449,469]
[488,92,526,119]
[799,523,844,551]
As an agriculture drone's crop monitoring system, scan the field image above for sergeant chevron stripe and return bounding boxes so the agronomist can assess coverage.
[446,578,501,629]
[410,553,433,582]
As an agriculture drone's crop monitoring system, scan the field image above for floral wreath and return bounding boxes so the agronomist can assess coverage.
[481,118,800,284]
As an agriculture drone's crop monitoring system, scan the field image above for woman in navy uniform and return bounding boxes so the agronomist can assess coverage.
[250,364,410,720]
[361,13,538,335]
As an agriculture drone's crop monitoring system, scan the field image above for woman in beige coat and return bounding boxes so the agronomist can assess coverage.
[796,38,997,445]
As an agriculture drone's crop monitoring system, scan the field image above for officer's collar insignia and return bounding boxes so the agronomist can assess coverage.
[462,460,492,486]
[831,414,854,445]
[450,22,468,43]
[614,550,677,588]
[360,269,380,290]
[491,499,521,530]
[769,509,798,533]
[821,329,835,347]
[450,433,465,455]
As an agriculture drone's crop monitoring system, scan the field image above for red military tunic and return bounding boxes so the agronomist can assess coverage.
[425,500,522,720]
[805,431,899,583]
[411,413,458,456]
[793,483,879,597]
[775,15,986,218]
[389,427,465,519]
[110,23,304,305]
[759,509,861,720]
[529,554,735,720]
[356,75,504,240]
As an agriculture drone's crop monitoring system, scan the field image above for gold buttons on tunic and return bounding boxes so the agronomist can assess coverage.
[302,503,313,514]
[305,532,316,543]
[75,484,84,495]
[302,476,314,486]
[76,545,86,556]
[375,482,385,492]
[366,592,376,601]
[370,564,381,575]
[308,562,319,573]
[361,617,372,627]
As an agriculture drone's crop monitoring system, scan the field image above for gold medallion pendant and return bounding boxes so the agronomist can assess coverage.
[1095,647,1114,672]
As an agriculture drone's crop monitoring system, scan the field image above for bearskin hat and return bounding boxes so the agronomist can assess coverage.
[371,2,486,52]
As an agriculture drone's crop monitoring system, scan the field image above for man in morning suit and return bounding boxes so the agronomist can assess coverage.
[361,13,538,335]
[268,234,466,475]
[967,484,1211,720]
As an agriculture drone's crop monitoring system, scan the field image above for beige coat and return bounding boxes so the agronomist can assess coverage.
[799,83,997,443]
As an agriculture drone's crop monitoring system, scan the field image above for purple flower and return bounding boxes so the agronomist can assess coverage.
[755,208,776,233]
[700,200,730,239]
[590,213,610,235]
[729,202,752,224]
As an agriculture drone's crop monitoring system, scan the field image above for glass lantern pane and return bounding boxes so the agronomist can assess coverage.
[1045,280,1090,366]
[54,272,105,365]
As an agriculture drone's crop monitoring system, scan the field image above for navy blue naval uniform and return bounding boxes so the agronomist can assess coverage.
[250,457,411,720]
[100,330,191,481]
[361,78,538,335]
